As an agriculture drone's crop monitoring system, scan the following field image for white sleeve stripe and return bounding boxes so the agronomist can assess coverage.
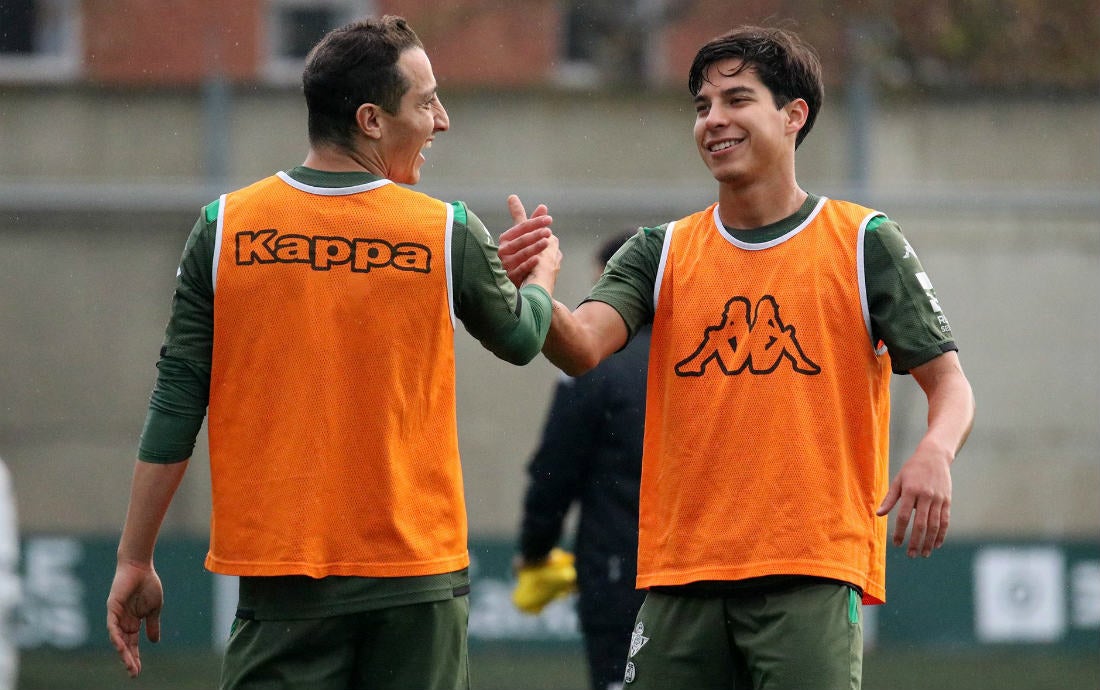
[444,203,456,329]
[857,211,887,356]
[653,221,676,311]
[211,193,228,294]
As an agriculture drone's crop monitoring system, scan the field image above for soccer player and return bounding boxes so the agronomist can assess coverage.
[500,25,975,690]
[106,16,559,690]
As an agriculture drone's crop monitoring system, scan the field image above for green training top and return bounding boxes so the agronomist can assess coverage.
[589,193,957,374]
[136,166,552,619]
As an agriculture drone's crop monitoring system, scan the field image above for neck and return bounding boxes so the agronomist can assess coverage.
[302,142,386,177]
[715,175,807,230]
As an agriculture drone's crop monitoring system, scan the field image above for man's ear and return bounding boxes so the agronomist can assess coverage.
[785,98,809,138]
[356,103,383,140]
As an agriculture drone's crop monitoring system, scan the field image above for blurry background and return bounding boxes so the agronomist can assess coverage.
[0,0,1097,688]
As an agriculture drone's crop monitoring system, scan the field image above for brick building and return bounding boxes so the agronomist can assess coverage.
[0,0,787,89]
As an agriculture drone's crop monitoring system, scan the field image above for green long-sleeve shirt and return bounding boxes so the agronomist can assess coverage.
[134,167,553,620]
[139,166,551,463]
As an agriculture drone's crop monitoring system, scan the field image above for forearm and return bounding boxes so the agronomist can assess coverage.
[454,207,557,364]
[124,356,205,561]
[879,352,972,555]
[116,460,189,565]
[913,352,975,463]
[476,285,553,365]
[543,300,626,376]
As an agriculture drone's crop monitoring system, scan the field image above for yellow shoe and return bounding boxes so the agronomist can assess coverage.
[512,548,578,614]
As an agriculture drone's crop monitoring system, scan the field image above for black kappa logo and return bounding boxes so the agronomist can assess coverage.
[675,295,821,377]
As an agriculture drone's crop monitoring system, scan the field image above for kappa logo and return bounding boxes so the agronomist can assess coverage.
[901,238,917,260]
[235,229,431,274]
[675,295,821,377]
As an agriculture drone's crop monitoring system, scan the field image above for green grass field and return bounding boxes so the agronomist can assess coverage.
[18,646,1099,690]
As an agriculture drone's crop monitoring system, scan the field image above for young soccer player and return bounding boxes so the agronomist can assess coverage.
[500,25,975,690]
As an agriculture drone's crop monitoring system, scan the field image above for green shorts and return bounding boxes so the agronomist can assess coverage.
[219,596,470,690]
[623,582,863,690]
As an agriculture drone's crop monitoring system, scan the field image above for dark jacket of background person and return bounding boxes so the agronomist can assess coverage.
[518,323,650,686]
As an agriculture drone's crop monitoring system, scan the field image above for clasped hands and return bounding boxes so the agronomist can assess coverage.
[499,194,561,289]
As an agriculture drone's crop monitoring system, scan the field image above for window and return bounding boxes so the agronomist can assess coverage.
[556,0,675,89]
[263,0,371,84]
[556,0,603,87]
[0,0,80,82]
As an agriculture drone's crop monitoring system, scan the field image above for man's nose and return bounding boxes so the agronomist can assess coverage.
[435,102,450,131]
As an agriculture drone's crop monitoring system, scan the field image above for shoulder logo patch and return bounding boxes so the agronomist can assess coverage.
[901,238,917,260]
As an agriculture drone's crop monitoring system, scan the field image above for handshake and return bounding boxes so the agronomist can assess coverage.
[511,548,578,614]
[498,194,561,291]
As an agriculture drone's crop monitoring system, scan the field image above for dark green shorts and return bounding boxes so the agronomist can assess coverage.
[623,582,863,690]
[219,596,470,690]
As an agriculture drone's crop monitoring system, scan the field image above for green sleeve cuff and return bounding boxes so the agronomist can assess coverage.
[479,284,552,365]
[138,407,203,463]
[520,284,552,341]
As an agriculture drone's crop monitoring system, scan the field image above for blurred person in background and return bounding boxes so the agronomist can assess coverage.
[499,25,975,690]
[0,458,18,690]
[106,15,560,690]
[513,231,648,690]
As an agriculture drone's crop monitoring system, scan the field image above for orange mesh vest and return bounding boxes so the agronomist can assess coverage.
[640,198,892,604]
[205,172,467,578]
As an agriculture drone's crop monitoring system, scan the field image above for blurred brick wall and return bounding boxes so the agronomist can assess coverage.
[82,0,262,85]
[379,0,561,87]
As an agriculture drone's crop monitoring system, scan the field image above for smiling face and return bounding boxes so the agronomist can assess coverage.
[692,58,805,189]
[375,47,449,185]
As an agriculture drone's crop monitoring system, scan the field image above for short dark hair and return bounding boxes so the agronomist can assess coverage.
[688,26,823,148]
[302,15,423,149]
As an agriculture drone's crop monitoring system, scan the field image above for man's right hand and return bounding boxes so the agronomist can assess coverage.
[499,194,555,288]
[106,560,165,678]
